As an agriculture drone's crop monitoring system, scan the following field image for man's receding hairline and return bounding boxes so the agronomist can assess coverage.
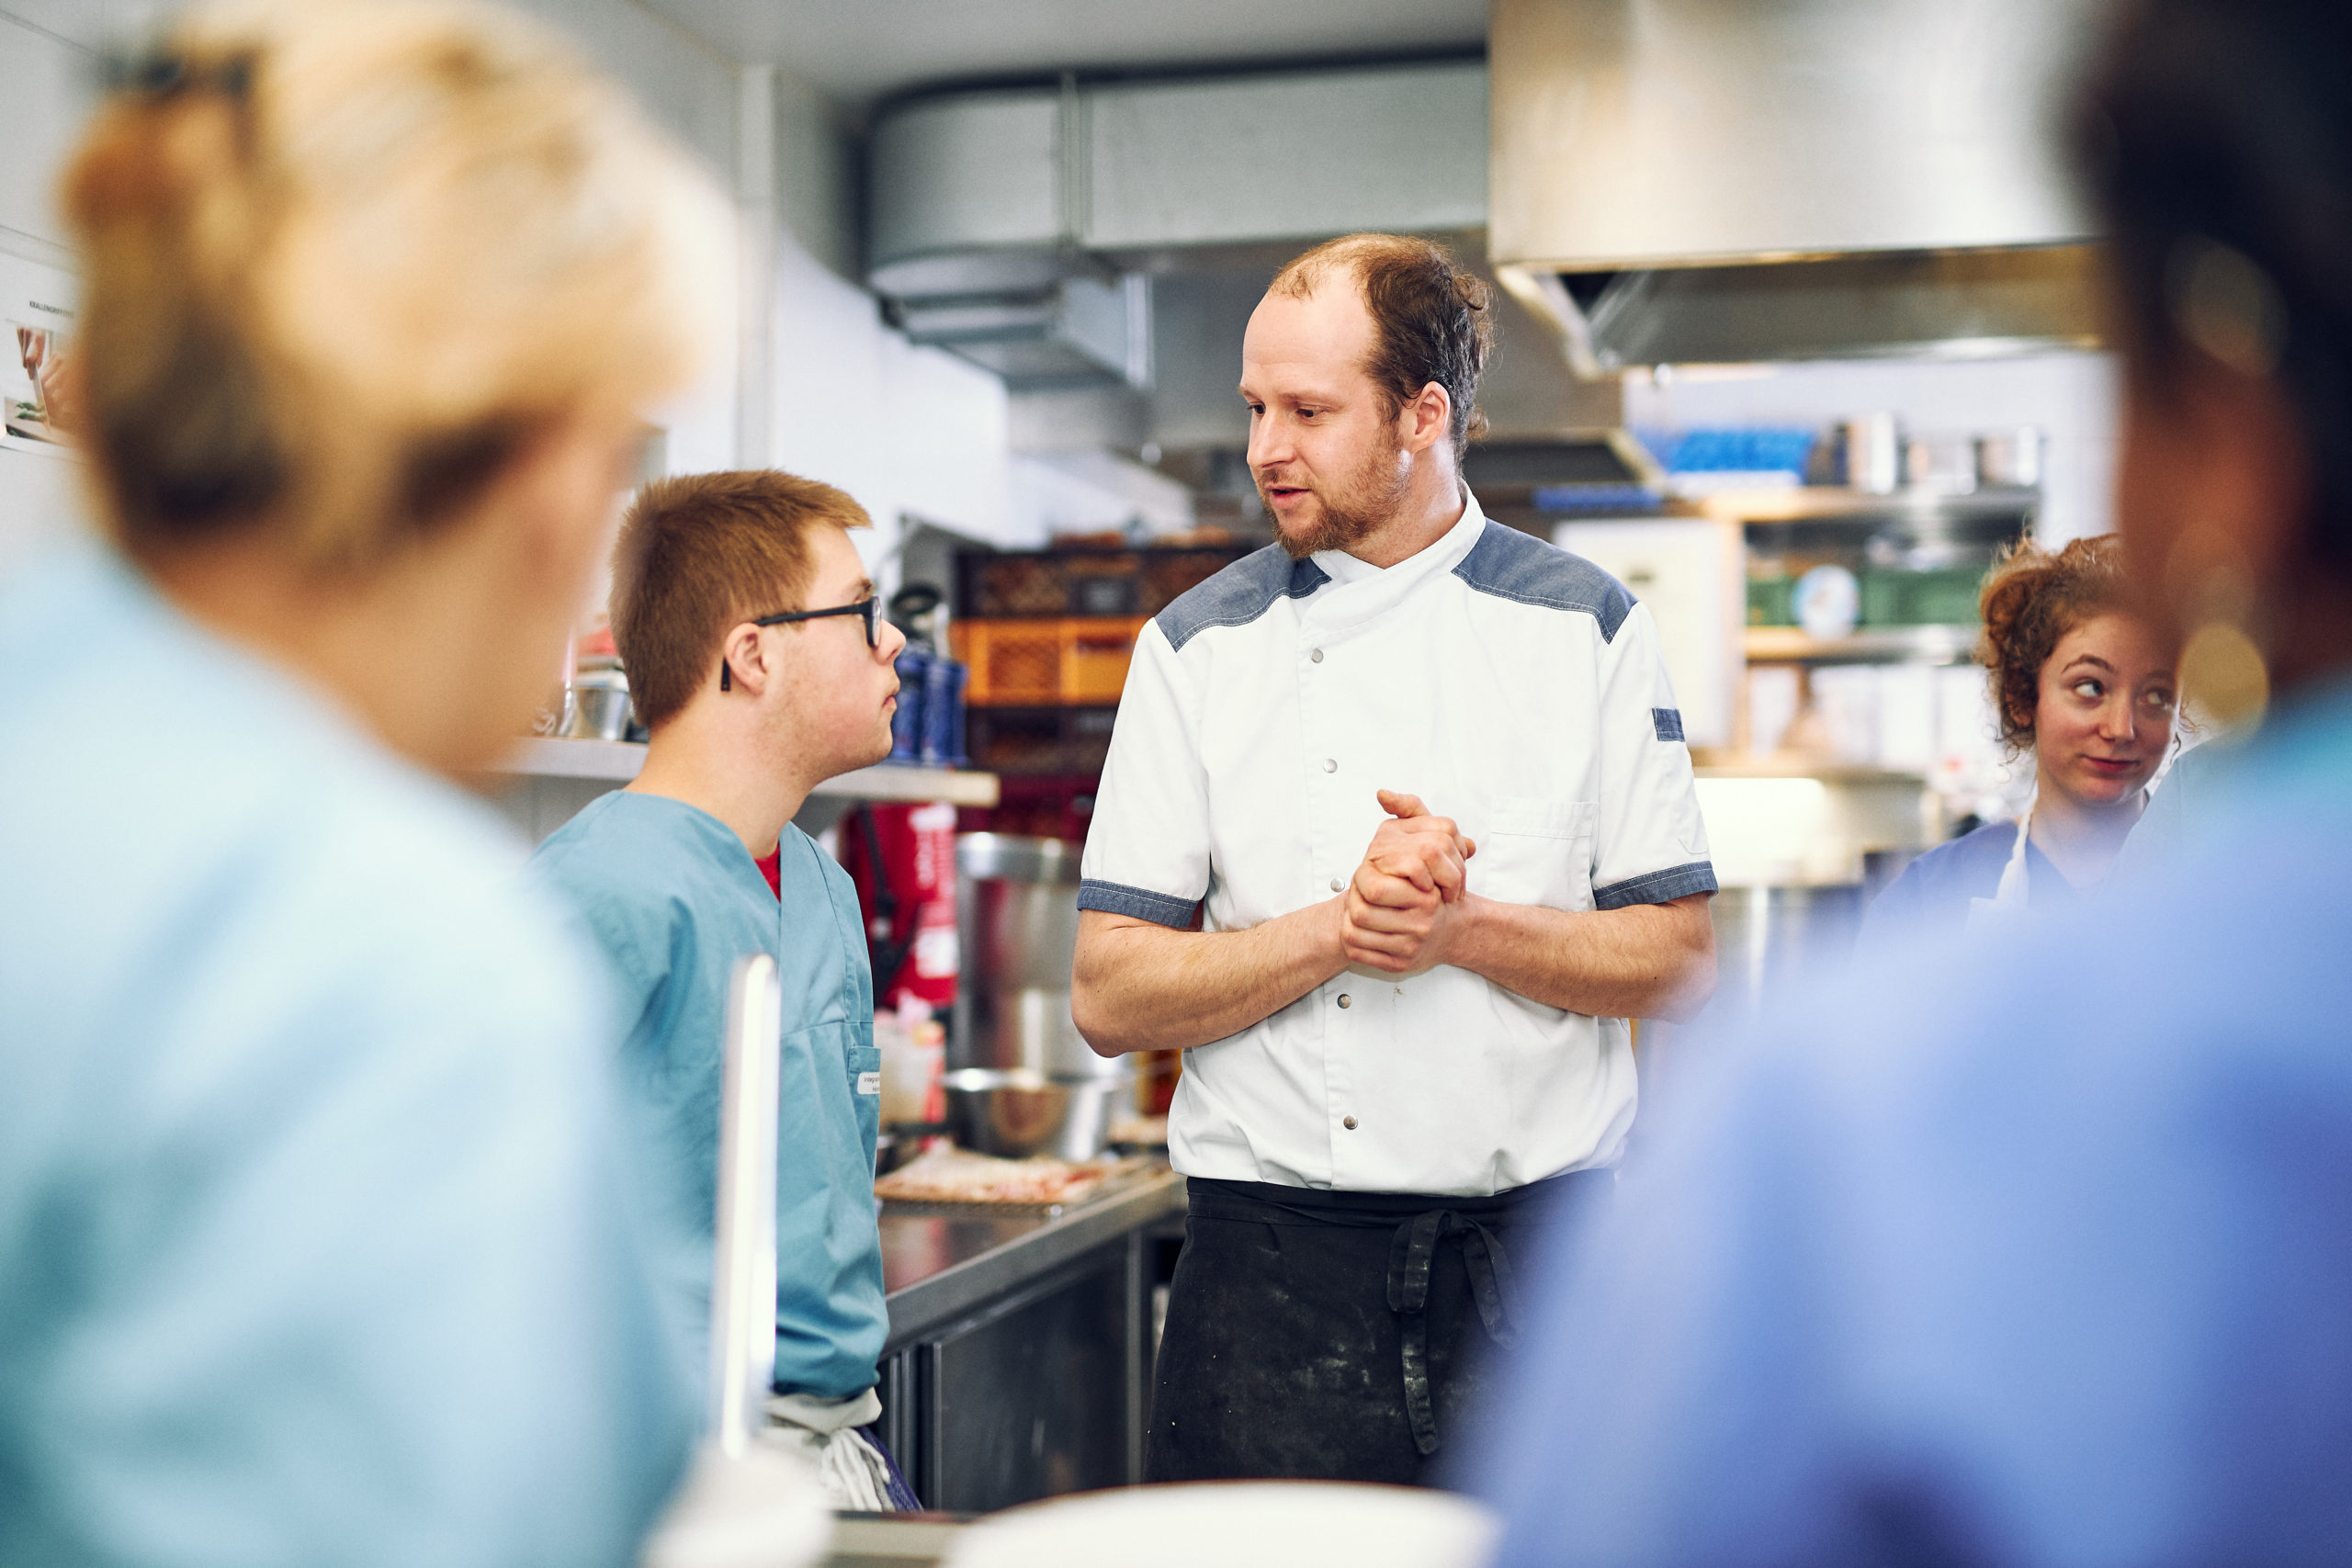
[1268,245,1373,303]
[1250,272,1388,400]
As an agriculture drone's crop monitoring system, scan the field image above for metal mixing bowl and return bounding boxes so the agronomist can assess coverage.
[944,1068,1127,1161]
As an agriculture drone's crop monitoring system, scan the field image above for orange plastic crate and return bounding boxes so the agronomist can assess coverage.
[953,617,1147,706]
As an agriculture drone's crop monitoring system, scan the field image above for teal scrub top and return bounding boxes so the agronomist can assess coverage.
[530,793,887,1400]
[0,543,696,1568]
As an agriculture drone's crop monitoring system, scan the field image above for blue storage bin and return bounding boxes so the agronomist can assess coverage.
[890,649,929,762]
[921,655,967,767]
[1639,425,1818,476]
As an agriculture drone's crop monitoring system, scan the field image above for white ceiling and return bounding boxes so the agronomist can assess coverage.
[639,0,1488,107]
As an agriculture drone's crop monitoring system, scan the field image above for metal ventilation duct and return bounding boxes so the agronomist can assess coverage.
[866,62,1486,388]
[1488,0,2109,367]
[889,276,1152,391]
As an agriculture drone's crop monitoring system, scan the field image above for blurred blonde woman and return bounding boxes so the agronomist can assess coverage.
[0,5,729,1565]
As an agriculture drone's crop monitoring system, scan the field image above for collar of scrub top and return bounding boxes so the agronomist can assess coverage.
[719,595,882,691]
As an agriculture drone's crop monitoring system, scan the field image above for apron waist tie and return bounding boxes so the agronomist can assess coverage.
[1385,1209,1520,1456]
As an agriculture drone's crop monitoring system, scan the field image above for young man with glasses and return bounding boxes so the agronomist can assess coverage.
[530,470,915,1508]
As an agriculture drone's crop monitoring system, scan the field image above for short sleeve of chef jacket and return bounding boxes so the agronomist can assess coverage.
[1077,619,1214,927]
[1588,600,1716,909]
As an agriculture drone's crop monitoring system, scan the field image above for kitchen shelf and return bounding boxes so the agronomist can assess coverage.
[492,738,1001,807]
[1744,625,1979,664]
[1691,753,1930,785]
[1702,485,2040,525]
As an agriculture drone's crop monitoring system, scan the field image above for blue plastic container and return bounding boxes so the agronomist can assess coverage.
[921,656,967,767]
[889,648,929,762]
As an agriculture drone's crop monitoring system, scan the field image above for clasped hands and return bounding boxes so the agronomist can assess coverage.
[1338,789,1477,976]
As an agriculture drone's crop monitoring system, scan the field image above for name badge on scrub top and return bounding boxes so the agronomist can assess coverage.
[856,1071,881,1096]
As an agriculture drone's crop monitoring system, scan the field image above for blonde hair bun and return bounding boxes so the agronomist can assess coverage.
[65,0,733,569]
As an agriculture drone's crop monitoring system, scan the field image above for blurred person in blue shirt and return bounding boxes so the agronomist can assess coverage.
[0,6,733,1565]
[2111,726,2232,879]
[529,471,917,1510]
[1860,536,2179,948]
[1469,0,2352,1561]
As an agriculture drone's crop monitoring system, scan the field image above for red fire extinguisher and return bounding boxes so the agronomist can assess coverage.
[839,801,959,1014]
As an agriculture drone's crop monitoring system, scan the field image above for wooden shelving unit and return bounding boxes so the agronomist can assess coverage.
[1699,484,2043,526]
[1742,625,1981,665]
[1697,483,2038,757]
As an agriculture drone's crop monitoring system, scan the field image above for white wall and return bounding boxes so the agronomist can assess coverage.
[0,0,1033,596]
[0,6,98,573]
[1623,352,2121,547]
[504,0,743,478]
[511,0,736,173]
[545,24,1030,572]
[0,440,80,581]
[1010,450,1194,539]
[764,236,1023,573]
[0,7,102,254]
[0,0,752,572]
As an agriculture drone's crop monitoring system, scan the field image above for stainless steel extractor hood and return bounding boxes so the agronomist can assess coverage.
[1488,0,2110,369]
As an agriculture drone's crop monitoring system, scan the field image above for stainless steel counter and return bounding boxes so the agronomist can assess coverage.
[874,1164,1186,1513]
[879,1166,1185,1352]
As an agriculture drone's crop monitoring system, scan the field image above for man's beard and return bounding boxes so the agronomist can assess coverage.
[1262,434,1412,559]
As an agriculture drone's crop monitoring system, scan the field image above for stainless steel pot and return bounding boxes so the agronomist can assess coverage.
[944,1067,1126,1161]
[953,833,1122,1080]
[565,671,635,741]
[1974,426,2044,489]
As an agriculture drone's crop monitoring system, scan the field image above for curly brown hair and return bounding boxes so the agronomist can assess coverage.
[1976,536,2140,748]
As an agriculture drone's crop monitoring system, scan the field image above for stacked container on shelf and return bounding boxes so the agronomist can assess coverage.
[948,543,1249,842]
[882,583,969,771]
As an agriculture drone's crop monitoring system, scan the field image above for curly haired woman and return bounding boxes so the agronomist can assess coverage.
[1860,535,2178,944]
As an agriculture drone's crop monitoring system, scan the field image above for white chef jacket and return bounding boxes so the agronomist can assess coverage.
[1080,492,1714,1197]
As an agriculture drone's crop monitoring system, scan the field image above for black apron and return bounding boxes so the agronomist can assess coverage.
[1144,1168,1612,1485]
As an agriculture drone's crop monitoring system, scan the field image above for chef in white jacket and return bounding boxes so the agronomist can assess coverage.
[1072,231,1718,1483]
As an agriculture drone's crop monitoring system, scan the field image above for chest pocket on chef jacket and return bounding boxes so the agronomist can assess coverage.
[1475,795,1599,912]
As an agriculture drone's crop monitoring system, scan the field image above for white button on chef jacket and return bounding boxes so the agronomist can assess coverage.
[1080,491,1715,1197]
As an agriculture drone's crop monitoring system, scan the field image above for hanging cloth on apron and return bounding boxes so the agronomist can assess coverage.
[1146,1168,1613,1484]
[1966,796,2036,934]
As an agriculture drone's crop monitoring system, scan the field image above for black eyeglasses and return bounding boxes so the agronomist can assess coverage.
[721,595,883,690]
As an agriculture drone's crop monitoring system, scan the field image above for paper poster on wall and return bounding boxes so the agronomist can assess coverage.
[3,249,77,459]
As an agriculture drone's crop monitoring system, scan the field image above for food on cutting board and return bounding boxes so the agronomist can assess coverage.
[874,1145,1122,1207]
